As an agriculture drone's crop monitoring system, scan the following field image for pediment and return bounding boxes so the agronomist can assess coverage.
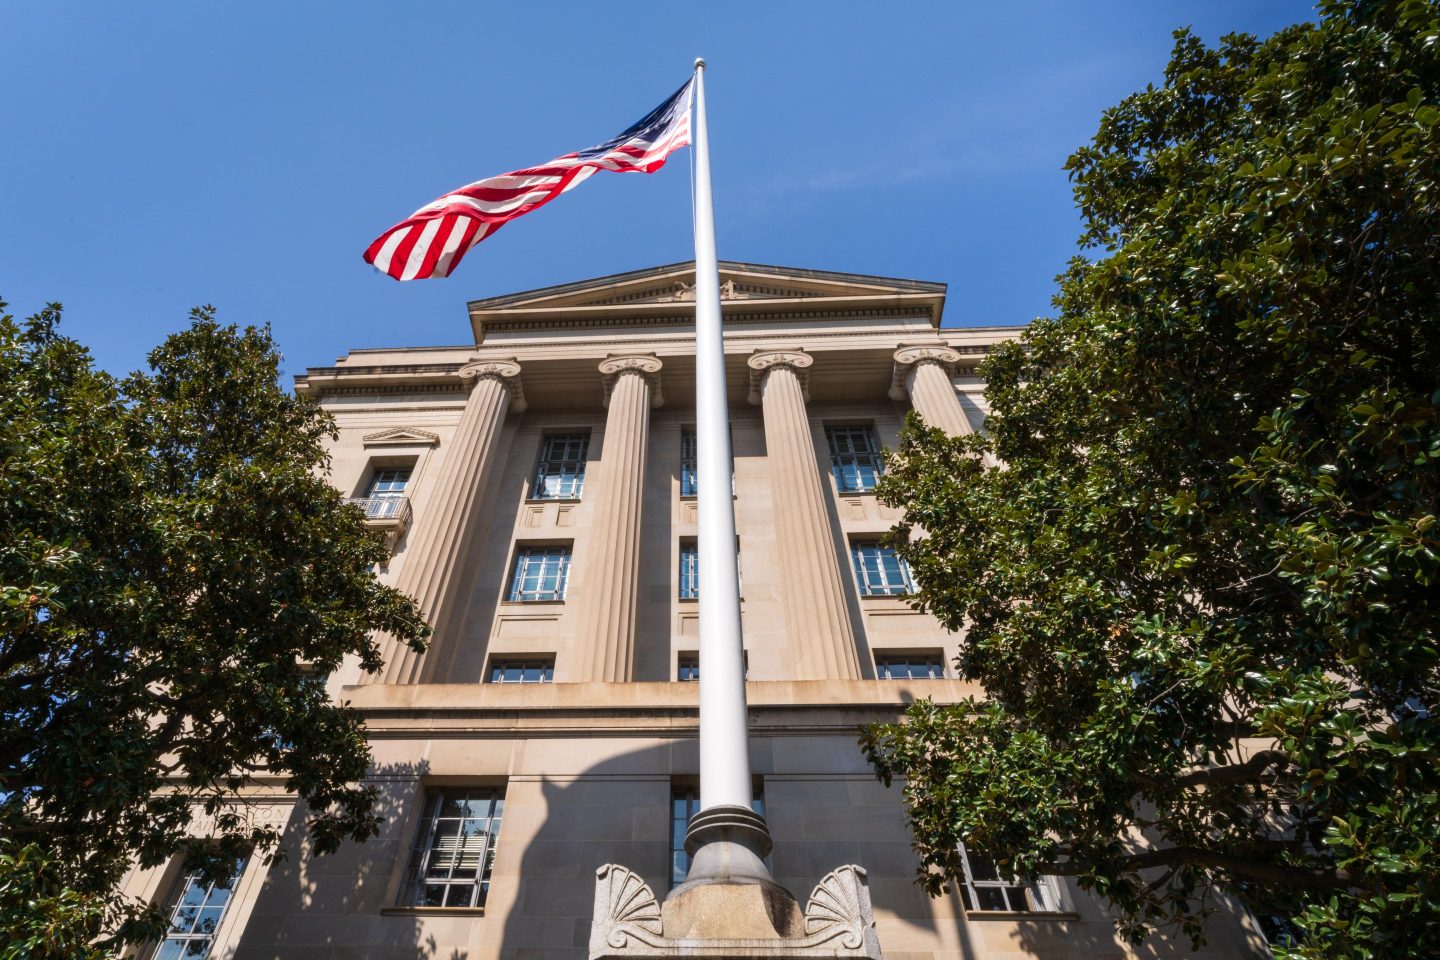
[361,427,440,448]
[467,261,945,312]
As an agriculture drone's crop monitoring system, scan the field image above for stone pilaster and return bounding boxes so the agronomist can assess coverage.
[747,351,862,680]
[576,355,663,682]
[888,344,980,436]
[371,358,525,685]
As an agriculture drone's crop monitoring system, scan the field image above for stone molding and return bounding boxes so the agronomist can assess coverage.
[746,350,813,405]
[599,354,664,408]
[361,427,441,448]
[459,358,527,413]
[589,863,881,960]
[887,344,963,400]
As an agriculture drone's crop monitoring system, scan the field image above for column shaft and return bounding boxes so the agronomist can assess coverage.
[751,355,862,680]
[576,359,659,681]
[373,360,522,685]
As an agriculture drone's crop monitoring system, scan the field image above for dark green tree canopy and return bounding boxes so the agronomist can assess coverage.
[0,303,428,954]
[863,2,1439,957]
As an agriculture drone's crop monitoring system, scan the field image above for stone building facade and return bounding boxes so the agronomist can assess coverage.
[123,262,1267,959]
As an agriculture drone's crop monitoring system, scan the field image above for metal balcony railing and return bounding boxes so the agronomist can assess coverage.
[348,495,412,525]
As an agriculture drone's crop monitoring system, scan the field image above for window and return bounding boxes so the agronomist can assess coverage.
[402,787,504,909]
[875,654,944,680]
[850,541,915,596]
[956,843,1061,913]
[679,542,699,599]
[507,546,571,602]
[671,783,765,886]
[367,466,411,498]
[680,429,698,497]
[151,856,247,960]
[532,433,589,499]
[826,426,883,493]
[487,659,554,684]
[675,652,746,682]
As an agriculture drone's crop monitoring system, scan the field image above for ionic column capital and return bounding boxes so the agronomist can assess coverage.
[888,344,962,401]
[746,350,812,405]
[459,358,526,412]
[599,354,664,408]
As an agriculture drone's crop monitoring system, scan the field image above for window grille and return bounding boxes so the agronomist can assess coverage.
[825,426,883,493]
[487,659,554,684]
[679,542,699,599]
[956,843,1061,913]
[875,654,944,680]
[367,466,412,498]
[850,542,915,596]
[671,784,765,886]
[152,856,247,960]
[402,788,504,909]
[680,429,698,497]
[507,546,570,602]
[532,434,589,500]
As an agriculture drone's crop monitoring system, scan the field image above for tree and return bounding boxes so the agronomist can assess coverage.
[0,302,428,954]
[861,2,1440,956]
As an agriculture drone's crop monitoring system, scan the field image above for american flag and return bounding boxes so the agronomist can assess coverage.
[365,79,694,281]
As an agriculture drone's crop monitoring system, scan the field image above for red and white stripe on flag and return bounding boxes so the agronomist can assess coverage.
[365,79,693,281]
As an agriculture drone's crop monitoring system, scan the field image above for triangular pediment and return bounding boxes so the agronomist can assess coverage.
[362,427,440,447]
[467,261,945,311]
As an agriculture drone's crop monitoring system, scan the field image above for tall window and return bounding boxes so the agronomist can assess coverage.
[532,434,589,500]
[875,653,944,680]
[679,541,699,599]
[671,784,764,886]
[956,843,1061,913]
[507,546,570,602]
[488,659,554,684]
[826,426,883,493]
[367,466,411,498]
[850,542,915,596]
[680,429,698,497]
[402,788,504,909]
[152,856,248,960]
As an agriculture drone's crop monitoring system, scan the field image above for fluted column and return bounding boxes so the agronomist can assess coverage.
[888,344,980,436]
[372,358,525,685]
[576,355,663,682]
[747,351,862,680]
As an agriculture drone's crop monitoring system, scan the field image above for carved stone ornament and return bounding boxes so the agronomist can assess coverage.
[655,278,746,303]
[598,355,664,408]
[888,344,963,401]
[360,427,441,448]
[747,350,813,405]
[589,863,881,960]
[458,358,526,412]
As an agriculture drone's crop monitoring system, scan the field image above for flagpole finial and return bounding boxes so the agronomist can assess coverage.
[694,57,706,71]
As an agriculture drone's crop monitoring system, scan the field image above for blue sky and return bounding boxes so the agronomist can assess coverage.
[3,1,1315,382]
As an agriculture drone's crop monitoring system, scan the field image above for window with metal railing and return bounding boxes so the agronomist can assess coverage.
[532,434,589,500]
[401,788,504,909]
[825,425,883,493]
[850,541,915,596]
[507,546,571,602]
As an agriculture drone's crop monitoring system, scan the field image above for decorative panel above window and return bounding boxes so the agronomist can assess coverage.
[507,546,571,602]
[532,433,589,500]
[850,541,915,596]
[826,425,883,493]
[152,855,248,960]
[402,787,504,910]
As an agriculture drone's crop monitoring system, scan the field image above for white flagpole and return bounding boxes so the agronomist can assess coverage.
[690,58,753,814]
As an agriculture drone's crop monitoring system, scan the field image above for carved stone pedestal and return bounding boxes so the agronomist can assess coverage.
[589,863,882,960]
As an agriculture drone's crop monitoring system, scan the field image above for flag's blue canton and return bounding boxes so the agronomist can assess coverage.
[576,80,694,161]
